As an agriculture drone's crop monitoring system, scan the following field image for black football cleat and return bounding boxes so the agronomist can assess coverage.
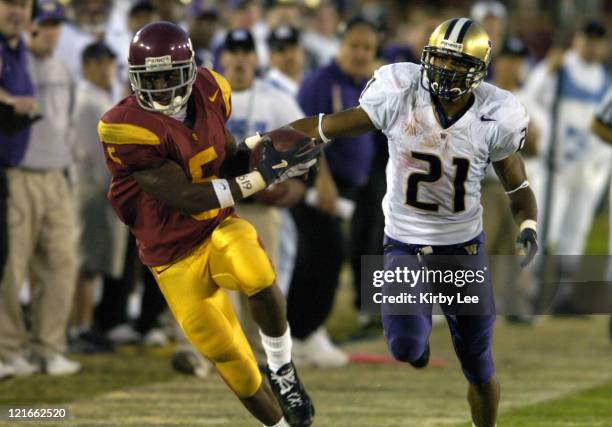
[266,362,315,427]
[409,341,430,369]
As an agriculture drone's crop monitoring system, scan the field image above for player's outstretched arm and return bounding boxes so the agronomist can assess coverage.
[493,153,539,267]
[132,135,320,216]
[287,107,376,143]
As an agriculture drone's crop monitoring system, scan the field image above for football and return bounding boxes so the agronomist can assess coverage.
[249,127,314,168]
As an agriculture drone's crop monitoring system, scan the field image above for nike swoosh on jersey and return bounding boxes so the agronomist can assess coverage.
[272,160,289,169]
[208,89,220,102]
[480,115,496,122]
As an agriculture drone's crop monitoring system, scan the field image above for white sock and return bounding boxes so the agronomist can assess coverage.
[259,326,292,373]
[265,417,289,427]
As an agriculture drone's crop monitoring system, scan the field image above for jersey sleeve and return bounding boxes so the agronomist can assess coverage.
[97,114,167,177]
[207,69,232,120]
[359,63,415,132]
[488,93,530,162]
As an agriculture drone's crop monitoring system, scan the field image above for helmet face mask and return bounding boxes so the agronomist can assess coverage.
[421,46,487,101]
[129,58,196,115]
[127,22,197,116]
[420,18,491,101]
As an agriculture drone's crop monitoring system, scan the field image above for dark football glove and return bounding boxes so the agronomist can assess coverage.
[255,136,321,186]
[516,227,538,267]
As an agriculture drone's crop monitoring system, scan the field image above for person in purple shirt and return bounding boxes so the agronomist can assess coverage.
[0,0,36,380]
[0,0,37,163]
[286,17,379,366]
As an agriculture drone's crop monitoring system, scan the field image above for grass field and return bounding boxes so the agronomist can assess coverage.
[0,317,610,426]
[0,212,610,426]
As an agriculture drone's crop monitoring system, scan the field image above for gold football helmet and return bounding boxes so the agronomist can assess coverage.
[421,18,491,100]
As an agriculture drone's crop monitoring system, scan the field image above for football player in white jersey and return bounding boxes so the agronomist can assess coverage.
[261,18,538,427]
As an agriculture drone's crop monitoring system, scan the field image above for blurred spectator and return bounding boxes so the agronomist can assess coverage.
[0,0,80,376]
[107,0,159,88]
[55,0,112,80]
[152,0,186,24]
[216,0,270,68]
[266,0,302,29]
[523,21,609,312]
[224,0,258,30]
[471,1,507,55]
[221,28,306,363]
[381,7,438,65]
[190,9,220,68]
[470,1,508,81]
[266,25,304,94]
[0,0,37,380]
[523,21,610,258]
[69,42,123,349]
[302,1,340,69]
[288,17,379,367]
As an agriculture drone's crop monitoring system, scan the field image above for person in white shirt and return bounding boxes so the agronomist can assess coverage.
[71,42,127,344]
[220,28,307,365]
[266,25,303,96]
[522,22,610,258]
[302,2,339,69]
[54,0,112,80]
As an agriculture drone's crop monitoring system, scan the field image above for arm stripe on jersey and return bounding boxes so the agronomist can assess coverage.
[444,18,459,40]
[448,18,471,43]
[455,19,473,44]
[97,121,161,145]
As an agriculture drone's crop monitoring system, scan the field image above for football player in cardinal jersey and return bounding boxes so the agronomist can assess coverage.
[279,18,538,427]
[97,22,317,427]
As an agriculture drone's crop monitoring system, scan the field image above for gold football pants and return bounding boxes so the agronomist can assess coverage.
[151,216,276,398]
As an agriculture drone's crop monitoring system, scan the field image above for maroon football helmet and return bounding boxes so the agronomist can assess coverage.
[128,21,197,115]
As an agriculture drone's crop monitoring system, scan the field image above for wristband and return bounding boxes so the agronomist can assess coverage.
[318,113,332,144]
[505,180,529,195]
[519,219,537,232]
[211,179,235,208]
[234,171,266,198]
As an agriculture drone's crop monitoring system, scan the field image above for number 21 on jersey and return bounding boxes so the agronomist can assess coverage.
[405,151,470,213]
